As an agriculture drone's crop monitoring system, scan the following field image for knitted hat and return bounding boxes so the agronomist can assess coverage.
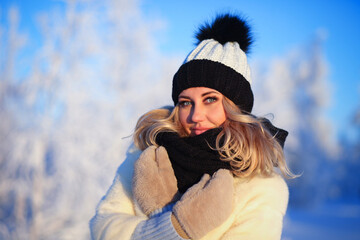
[172,13,254,113]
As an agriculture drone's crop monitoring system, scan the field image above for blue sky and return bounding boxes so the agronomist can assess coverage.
[1,0,360,137]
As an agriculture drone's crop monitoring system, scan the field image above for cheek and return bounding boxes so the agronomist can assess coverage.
[209,104,227,125]
[179,109,191,132]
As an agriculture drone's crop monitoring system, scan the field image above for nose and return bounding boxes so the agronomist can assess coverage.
[190,104,205,123]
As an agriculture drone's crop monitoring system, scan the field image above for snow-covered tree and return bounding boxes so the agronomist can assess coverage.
[252,32,340,206]
[0,1,178,239]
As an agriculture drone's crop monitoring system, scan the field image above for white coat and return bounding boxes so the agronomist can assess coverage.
[90,144,289,240]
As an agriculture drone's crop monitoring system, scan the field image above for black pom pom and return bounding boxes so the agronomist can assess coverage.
[195,13,253,53]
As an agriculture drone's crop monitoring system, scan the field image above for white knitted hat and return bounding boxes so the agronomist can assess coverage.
[184,39,251,84]
[172,13,254,112]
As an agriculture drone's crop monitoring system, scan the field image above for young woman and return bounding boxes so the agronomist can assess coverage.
[90,13,294,240]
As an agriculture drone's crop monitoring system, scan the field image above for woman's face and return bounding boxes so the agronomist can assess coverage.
[178,87,227,136]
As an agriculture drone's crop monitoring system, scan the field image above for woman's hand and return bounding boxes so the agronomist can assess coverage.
[172,169,234,239]
[133,146,179,216]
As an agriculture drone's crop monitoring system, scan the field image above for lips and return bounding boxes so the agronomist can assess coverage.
[190,127,211,136]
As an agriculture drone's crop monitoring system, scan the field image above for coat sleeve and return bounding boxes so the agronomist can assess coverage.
[89,145,146,240]
[220,174,289,240]
[89,145,185,240]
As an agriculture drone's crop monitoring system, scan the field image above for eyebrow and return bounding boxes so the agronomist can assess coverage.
[178,91,220,99]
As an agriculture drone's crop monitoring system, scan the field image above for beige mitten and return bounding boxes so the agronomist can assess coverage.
[172,169,234,239]
[133,146,179,216]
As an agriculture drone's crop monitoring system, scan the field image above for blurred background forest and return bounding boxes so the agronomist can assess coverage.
[0,0,359,239]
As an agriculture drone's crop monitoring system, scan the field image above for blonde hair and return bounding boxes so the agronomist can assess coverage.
[134,99,295,179]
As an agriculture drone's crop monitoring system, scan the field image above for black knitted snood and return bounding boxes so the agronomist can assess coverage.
[156,128,230,193]
[155,119,288,193]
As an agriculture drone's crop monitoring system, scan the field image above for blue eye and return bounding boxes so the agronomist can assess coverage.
[205,97,217,103]
[179,101,191,107]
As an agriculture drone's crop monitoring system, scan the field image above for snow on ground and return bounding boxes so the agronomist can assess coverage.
[282,202,360,240]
